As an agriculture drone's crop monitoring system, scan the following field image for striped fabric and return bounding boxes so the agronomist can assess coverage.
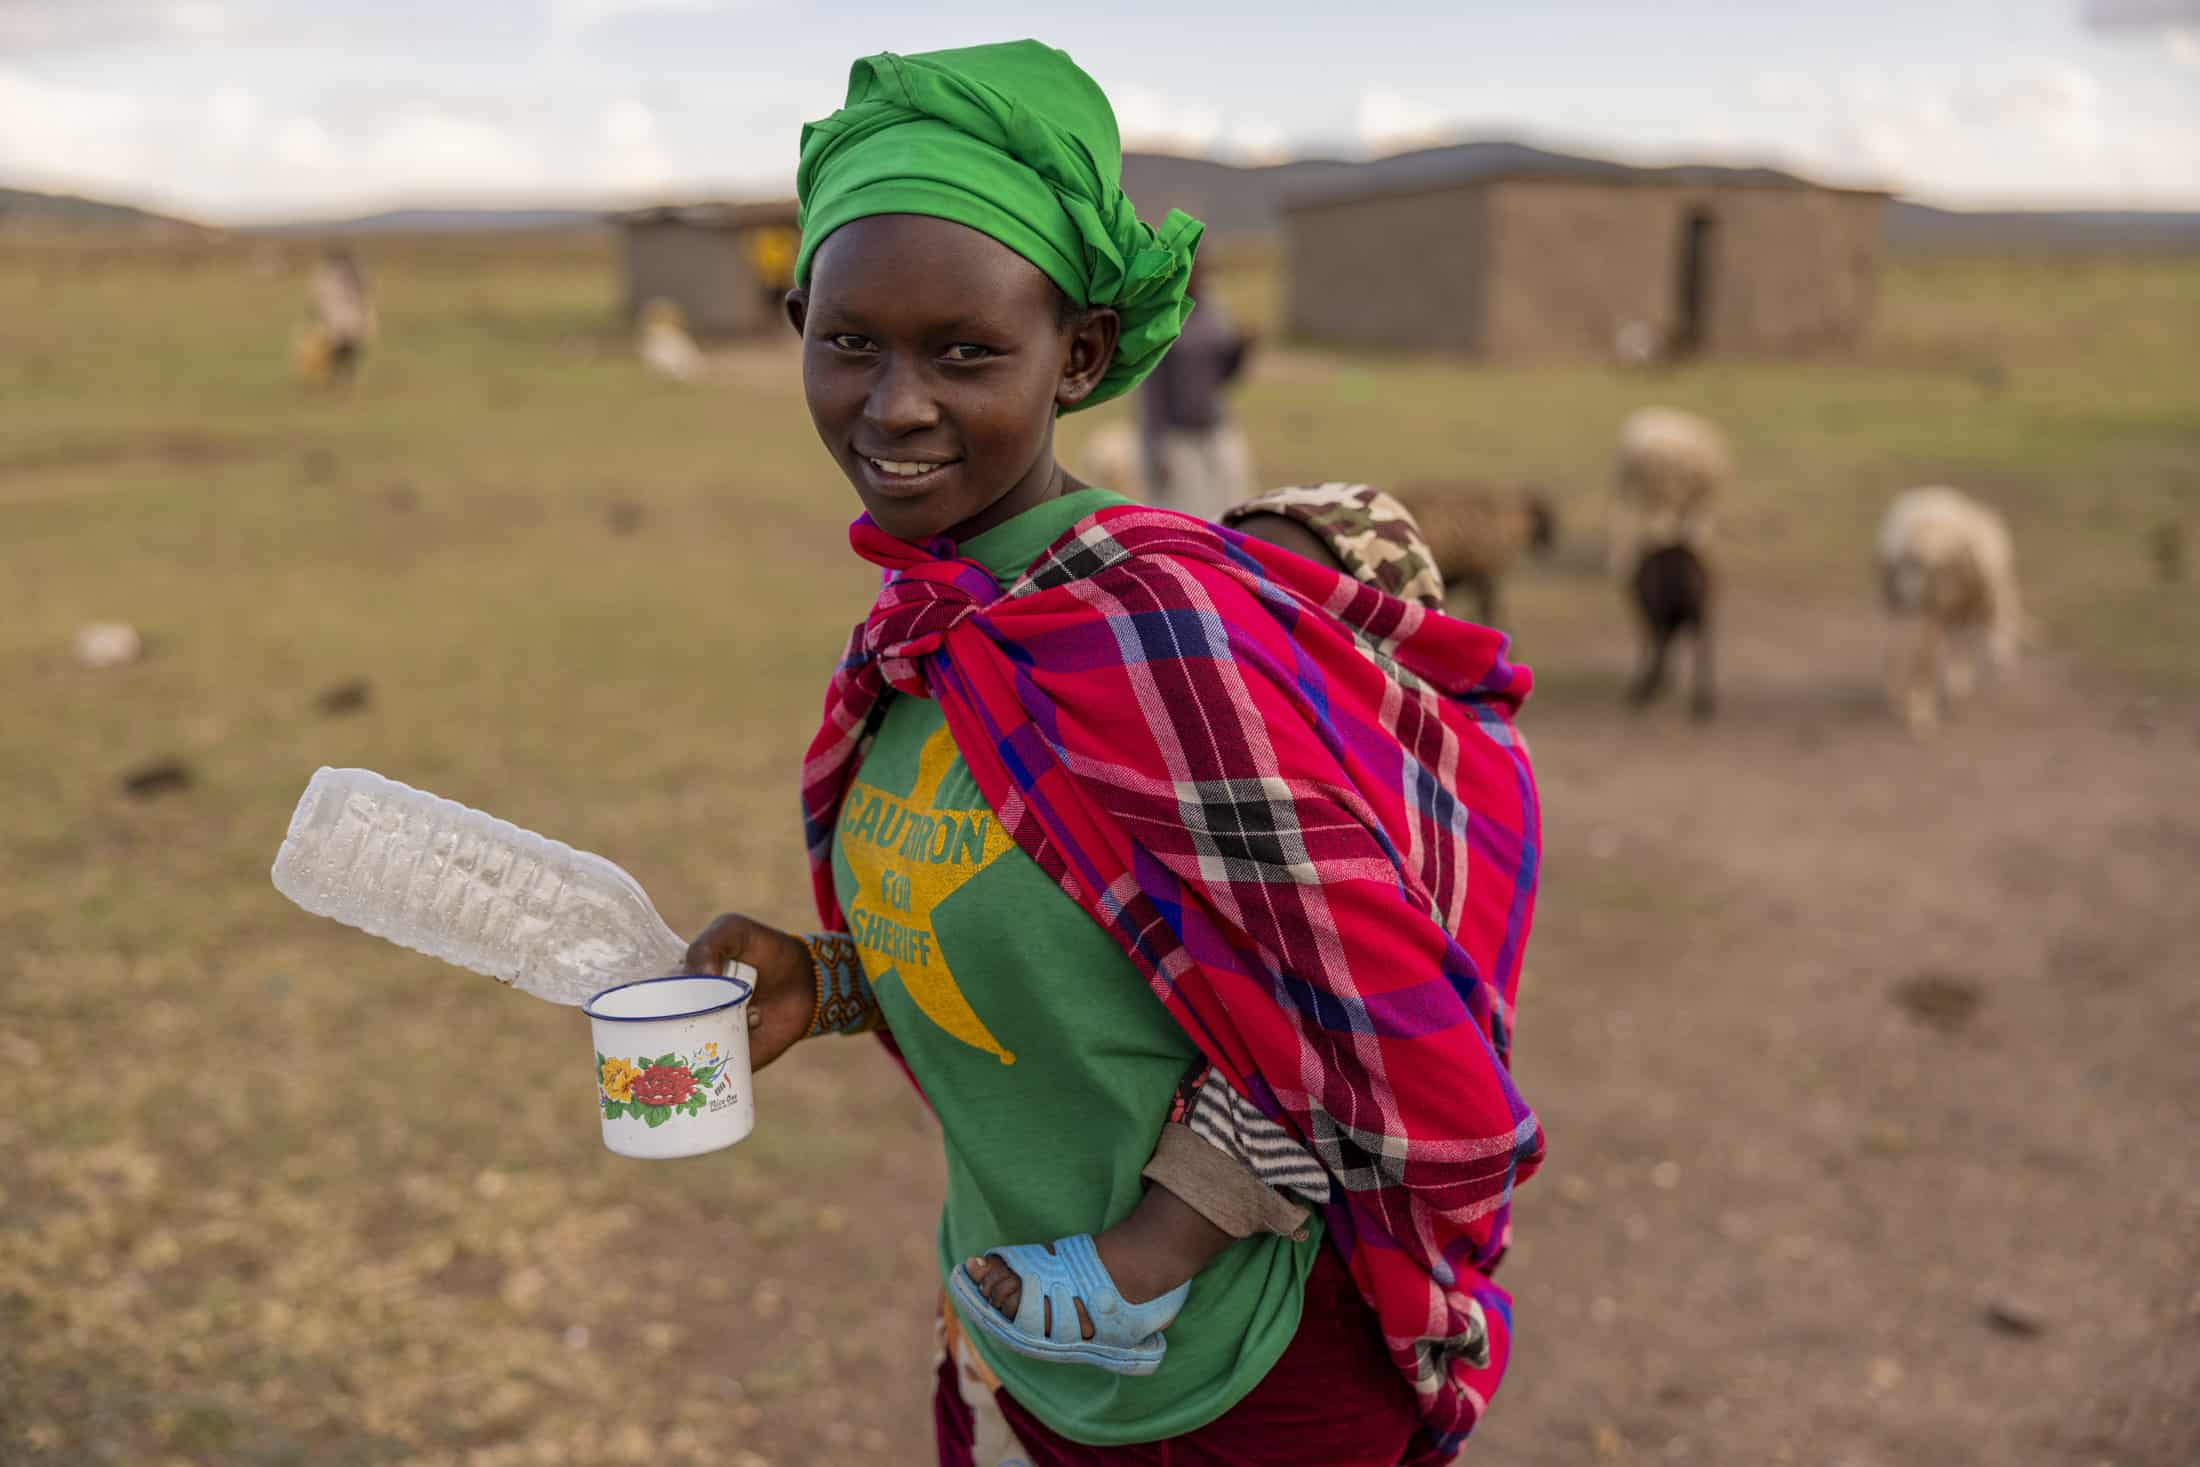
[1177,1063,1332,1205]
[802,501,1543,1464]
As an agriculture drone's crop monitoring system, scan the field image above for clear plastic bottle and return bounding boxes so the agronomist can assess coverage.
[270,766,690,1005]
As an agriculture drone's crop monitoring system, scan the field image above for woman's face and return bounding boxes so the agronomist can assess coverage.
[788,213,1118,544]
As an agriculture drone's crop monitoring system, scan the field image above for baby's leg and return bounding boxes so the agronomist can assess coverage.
[962,1183,1233,1341]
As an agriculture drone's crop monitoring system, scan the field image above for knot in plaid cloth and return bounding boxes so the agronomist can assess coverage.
[848,515,1003,698]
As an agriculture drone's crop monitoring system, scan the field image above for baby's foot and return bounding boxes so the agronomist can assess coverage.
[962,1216,1204,1336]
[964,1239,1092,1340]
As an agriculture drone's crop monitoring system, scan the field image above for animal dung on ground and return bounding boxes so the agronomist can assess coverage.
[315,678,372,716]
[1891,971,1984,1034]
[72,620,143,669]
[2152,522,2185,584]
[120,758,195,799]
[297,448,339,484]
[1981,1297,2046,1338]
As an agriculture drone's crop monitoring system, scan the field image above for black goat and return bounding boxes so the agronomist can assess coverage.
[1627,543,1714,719]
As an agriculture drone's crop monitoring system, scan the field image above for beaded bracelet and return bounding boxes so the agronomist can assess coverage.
[802,932,881,1037]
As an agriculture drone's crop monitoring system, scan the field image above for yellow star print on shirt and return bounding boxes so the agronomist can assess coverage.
[838,720,1019,1064]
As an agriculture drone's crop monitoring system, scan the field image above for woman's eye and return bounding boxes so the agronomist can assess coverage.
[942,344,995,363]
[825,333,874,352]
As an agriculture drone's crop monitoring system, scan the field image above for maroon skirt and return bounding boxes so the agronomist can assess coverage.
[936,1242,1420,1467]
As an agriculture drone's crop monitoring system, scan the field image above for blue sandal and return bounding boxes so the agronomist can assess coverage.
[947,1233,1191,1377]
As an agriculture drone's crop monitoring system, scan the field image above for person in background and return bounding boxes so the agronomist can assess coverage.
[1135,255,1253,521]
[300,245,375,387]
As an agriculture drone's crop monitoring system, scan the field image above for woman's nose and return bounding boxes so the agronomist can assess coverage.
[864,356,939,436]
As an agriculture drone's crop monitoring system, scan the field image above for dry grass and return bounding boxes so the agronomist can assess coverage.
[1,235,2194,1465]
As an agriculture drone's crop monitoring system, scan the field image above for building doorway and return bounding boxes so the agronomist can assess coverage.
[1672,208,1715,356]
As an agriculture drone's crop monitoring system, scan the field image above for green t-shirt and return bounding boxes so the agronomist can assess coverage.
[830,488,1322,1444]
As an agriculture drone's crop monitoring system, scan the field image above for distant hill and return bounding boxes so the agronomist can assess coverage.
[0,185,209,234]
[1886,200,2200,253]
[246,206,604,236]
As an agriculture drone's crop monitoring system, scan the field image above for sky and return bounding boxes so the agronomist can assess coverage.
[2,0,2196,222]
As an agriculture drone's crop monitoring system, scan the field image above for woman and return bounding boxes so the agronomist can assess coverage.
[684,41,1542,1467]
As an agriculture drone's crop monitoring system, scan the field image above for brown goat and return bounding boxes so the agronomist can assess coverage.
[1391,483,1558,625]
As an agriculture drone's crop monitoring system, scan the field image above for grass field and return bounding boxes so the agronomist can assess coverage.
[3,234,2196,1466]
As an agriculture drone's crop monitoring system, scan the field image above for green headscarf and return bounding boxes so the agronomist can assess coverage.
[795,39,1204,412]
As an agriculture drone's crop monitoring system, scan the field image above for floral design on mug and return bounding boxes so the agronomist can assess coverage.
[599,1056,640,1103]
[597,1048,734,1128]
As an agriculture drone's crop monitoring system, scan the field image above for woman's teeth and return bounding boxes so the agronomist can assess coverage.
[869,458,942,478]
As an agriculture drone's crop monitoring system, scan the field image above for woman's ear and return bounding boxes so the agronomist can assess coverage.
[784,288,808,337]
[1056,307,1121,411]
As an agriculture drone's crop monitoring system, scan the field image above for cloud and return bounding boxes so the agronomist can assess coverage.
[1786,60,2196,204]
[546,0,739,38]
[0,67,148,191]
[1357,89,1453,153]
[1226,120,1291,163]
[206,83,259,147]
[595,98,679,192]
[601,98,654,148]
[1112,86,1222,156]
[271,115,333,169]
[360,106,548,193]
[0,0,244,53]
[1961,61,2101,119]
[1747,70,1824,108]
[2169,26,2200,61]
[2081,0,2200,28]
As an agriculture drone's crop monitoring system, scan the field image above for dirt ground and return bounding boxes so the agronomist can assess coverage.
[1470,587,2200,1467]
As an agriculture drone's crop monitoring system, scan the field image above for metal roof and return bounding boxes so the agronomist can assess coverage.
[1280,142,1889,213]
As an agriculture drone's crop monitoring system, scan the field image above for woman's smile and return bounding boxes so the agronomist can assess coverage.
[857,452,962,499]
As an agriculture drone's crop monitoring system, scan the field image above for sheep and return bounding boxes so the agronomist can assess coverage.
[1627,542,1715,719]
[637,298,707,383]
[1876,485,2023,735]
[1611,406,1730,572]
[1072,419,1144,497]
[1390,483,1558,626]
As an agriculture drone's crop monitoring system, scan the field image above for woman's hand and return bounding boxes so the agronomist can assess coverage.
[684,913,816,1072]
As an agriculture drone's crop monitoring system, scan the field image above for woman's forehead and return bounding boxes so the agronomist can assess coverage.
[808,213,1057,317]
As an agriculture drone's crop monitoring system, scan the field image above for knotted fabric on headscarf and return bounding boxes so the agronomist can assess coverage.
[805,501,1545,1464]
[795,40,1203,411]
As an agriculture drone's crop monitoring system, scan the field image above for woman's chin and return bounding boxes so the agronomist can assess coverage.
[857,485,1007,546]
[860,497,959,545]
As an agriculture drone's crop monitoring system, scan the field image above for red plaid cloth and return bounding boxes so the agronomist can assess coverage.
[803,502,1543,1463]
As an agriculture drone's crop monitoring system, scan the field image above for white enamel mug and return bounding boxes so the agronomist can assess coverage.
[583,967,755,1160]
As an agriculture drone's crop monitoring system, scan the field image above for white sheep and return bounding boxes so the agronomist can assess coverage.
[637,298,707,384]
[1876,485,2023,735]
[1611,407,1730,571]
[1074,419,1146,498]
